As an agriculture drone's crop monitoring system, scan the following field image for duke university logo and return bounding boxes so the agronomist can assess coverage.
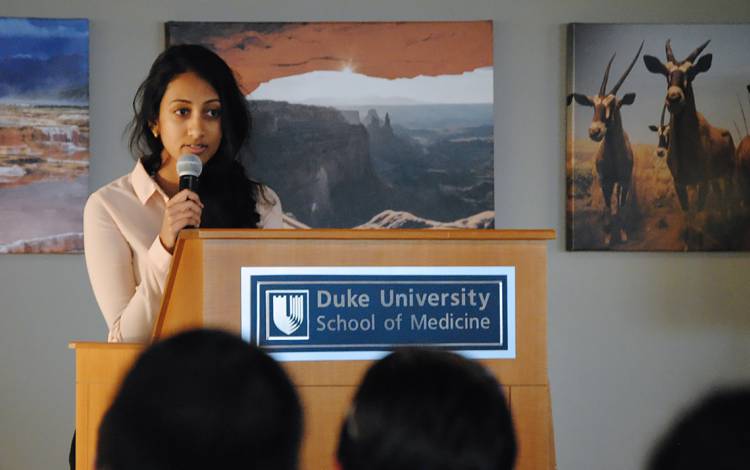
[266,290,310,340]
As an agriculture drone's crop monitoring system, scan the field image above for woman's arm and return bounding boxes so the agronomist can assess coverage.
[83,193,171,342]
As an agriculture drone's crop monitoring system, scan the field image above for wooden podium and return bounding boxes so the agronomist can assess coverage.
[72,229,555,470]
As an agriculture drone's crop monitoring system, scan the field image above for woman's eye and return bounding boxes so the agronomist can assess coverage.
[174,108,190,116]
[206,108,221,118]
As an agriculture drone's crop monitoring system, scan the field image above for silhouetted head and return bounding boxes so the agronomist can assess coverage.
[337,348,517,470]
[647,386,750,470]
[96,329,302,470]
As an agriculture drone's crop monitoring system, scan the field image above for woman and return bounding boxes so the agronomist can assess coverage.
[84,45,283,343]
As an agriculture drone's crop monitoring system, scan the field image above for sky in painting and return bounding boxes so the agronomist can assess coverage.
[249,66,493,106]
[0,18,89,103]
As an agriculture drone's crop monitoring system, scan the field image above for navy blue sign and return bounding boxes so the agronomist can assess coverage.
[241,267,515,361]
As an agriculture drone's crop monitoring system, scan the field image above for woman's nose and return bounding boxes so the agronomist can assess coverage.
[187,116,205,138]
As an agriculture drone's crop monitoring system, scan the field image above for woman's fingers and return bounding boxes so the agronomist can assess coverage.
[167,189,204,208]
[159,191,204,253]
[167,200,202,220]
[167,204,201,228]
[170,216,201,232]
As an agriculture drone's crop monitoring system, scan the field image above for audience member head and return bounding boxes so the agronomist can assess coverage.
[96,329,302,470]
[647,386,750,470]
[337,348,517,470]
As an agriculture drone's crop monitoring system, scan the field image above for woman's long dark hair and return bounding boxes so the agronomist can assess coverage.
[127,44,262,228]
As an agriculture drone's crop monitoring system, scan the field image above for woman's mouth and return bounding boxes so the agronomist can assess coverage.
[184,144,208,154]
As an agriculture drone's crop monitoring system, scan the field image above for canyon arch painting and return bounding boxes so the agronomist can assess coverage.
[166,21,495,229]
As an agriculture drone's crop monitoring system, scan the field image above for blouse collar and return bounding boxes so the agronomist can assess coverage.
[131,160,168,205]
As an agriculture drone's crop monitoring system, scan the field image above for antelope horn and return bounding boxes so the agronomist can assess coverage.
[685,40,710,64]
[665,39,676,64]
[599,53,616,97]
[739,93,749,136]
[608,41,644,96]
[660,100,668,128]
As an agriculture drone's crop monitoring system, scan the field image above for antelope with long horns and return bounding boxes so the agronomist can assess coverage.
[643,40,736,225]
[737,84,750,208]
[648,101,671,159]
[567,42,643,245]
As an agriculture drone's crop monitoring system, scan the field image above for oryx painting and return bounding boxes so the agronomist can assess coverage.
[0,17,89,254]
[566,24,750,251]
[166,21,494,229]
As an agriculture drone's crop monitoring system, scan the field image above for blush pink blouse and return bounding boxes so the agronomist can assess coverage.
[83,161,283,342]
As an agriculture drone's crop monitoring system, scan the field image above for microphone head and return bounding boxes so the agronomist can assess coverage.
[177,154,203,178]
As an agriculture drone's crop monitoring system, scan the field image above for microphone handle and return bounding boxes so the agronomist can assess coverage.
[179,175,199,192]
[178,175,200,229]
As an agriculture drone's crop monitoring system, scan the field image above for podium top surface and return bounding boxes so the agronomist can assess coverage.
[69,341,143,350]
[181,228,556,241]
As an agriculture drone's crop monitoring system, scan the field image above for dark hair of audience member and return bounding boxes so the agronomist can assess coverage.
[647,386,750,470]
[96,329,302,470]
[337,348,517,470]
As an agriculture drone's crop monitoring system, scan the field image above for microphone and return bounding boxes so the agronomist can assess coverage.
[177,154,202,192]
[176,154,203,230]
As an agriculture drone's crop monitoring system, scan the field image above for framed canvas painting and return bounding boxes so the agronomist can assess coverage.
[0,17,89,253]
[166,21,494,229]
[567,23,750,251]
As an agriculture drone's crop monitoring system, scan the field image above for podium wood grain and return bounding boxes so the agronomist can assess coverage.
[70,342,142,470]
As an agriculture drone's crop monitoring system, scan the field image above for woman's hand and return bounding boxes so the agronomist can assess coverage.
[159,189,204,254]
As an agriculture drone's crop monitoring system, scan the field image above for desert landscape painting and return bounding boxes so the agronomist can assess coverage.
[567,24,750,251]
[0,18,89,253]
[166,21,494,229]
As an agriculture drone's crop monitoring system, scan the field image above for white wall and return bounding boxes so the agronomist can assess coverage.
[1,1,749,469]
